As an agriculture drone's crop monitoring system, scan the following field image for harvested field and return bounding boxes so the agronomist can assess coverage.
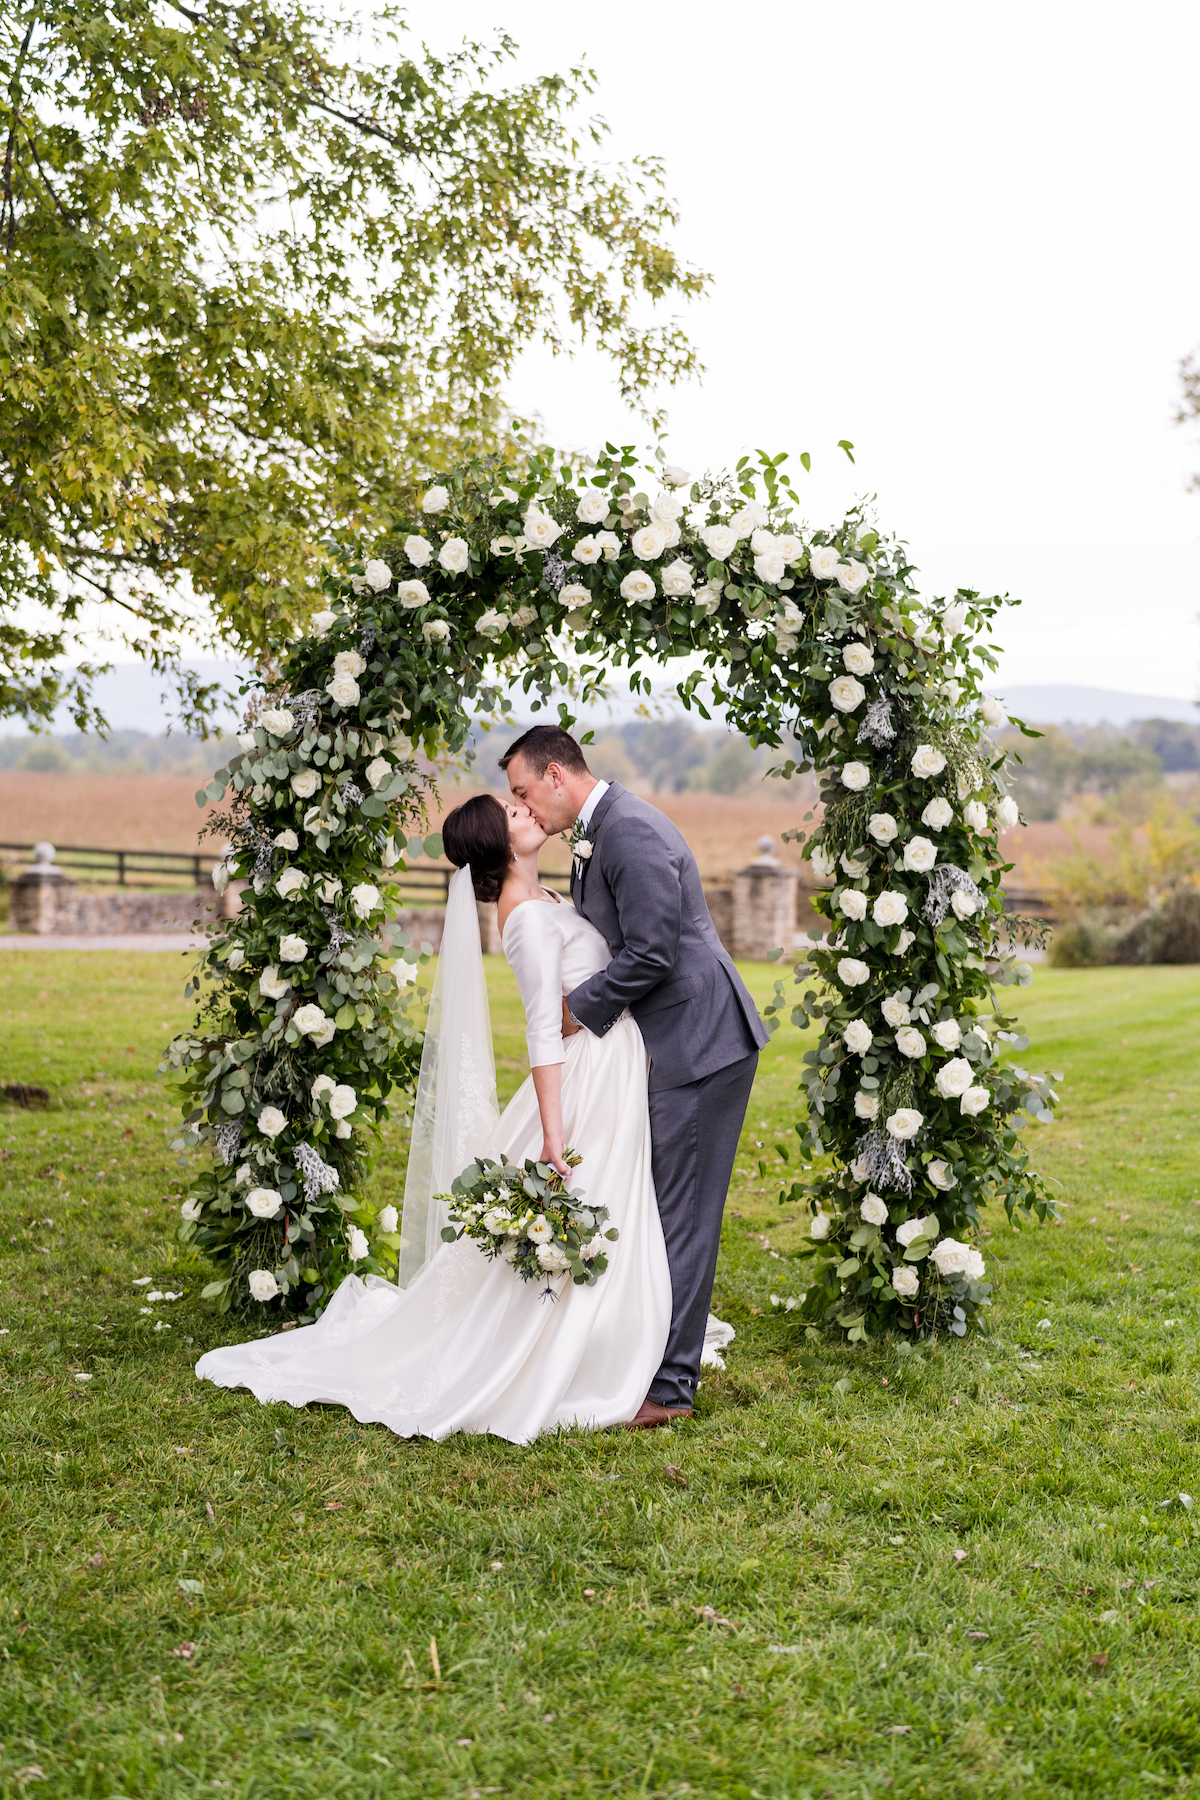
[0,772,222,852]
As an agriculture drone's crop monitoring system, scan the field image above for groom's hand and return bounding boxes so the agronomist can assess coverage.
[561,998,581,1039]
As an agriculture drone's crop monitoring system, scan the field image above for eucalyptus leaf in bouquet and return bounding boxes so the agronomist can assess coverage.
[437,1150,617,1287]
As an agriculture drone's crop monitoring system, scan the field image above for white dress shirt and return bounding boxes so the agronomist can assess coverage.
[577,779,609,833]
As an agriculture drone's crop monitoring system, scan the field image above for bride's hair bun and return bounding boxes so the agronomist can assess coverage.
[442,794,510,904]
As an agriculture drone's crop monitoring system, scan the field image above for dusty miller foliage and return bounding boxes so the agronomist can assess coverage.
[164,439,1060,1337]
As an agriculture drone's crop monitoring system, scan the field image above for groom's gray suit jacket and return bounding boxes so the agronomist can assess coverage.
[565,783,769,1090]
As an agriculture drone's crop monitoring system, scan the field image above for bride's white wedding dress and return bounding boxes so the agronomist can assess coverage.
[195,888,674,1442]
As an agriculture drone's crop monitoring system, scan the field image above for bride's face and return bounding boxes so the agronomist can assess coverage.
[504,799,546,860]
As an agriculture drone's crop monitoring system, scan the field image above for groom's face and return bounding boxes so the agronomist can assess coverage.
[506,754,578,836]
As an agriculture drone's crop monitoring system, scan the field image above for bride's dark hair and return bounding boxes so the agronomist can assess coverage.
[442,793,511,904]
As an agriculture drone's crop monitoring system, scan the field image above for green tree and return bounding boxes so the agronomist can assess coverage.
[0,2,705,729]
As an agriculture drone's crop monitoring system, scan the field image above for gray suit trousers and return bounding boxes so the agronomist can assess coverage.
[646,1048,759,1410]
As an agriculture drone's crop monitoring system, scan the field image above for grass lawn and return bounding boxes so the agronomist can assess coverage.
[1,951,1199,1798]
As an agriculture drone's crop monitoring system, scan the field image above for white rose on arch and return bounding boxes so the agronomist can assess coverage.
[810,846,836,881]
[930,1018,962,1051]
[891,1265,920,1299]
[729,502,767,536]
[891,928,916,955]
[651,492,683,524]
[921,798,953,831]
[421,485,449,513]
[838,889,867,921]
[941,602,969,638]
[260,707,294,737]
[334,649,365,679]
[350,882,381,919]
[836,559,870,593]
[700,524,738,560]
[273,829,298,851]
[422,619,451,644]
[404,534,432,567]
[279,934,308,963]
[960,1086,990,1116]
[911,744,947,778]
[829,676,866,713]
[979,697,1007,727]
[661,559,695,596]
[559,586,590,615]
[631,524,667,560]
[886,1108,923,1141]
[868,812,897,844]
[775,533,803,563]
[750,528,777,554]
[246,1188,282,1219]
[996,795,1020,829]
[841,851,870,878]
[523,510,562,549]
[365,757,391,790]
[257,1105,287,1140]
[837,957,871,988]
[363,558,393,592]
[259,966,291,1000]
[927,1159,958,1191]
[843,1018,873,1054]
[809,545,841,580]
[754,550,786,585]
[378,1204,399,1235]
[181,1197,203,1223]
[962,800,988,834]
[437,537,469,574]
[841,762,871,791]
[895,1026,927,1060]
[576,491,608,523]
[620,569,657,604]
[276,866,308,899]
[951,888,980,920]
[572,536,602,565]
[348,1226,370,1262]
[662,464,691,488]
[248,1270,280,1302]
[594,531,622,561]
[810,1211,832,1240]
[854,1090,879,1119]
[398,579,430,609]
[291,769,320,799]
[293,1003,330,1037]
[329,1084,358,1120]
[310,610,336,638]
[934,1057,975,1099]
[896,1214,932,1246]
[930,1238,971,1278]
[881,995,911,1028]
[326,672,360,706]
[860,1193,888,1226]
[903,836,937,873]
[873,892,908,927]
[842,642,875,677]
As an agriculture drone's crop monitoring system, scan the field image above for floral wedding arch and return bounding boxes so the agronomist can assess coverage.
[165,440,1059,1342]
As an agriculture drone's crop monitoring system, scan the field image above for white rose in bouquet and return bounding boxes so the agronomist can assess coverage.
[248,1270,279,1302]
[291,769,320,799]
[854,1090,879,1119]
[334,649,366,679]
[930,1237,971,1277]
[951,888,979,920]
[261,708,294,736]
[257,1105,286,1139]
[842,641,875,676]
[326,672,360,706]
[365,756,391,790]
[836,559,869,593]
[867,812,897,844]
[996,795,1020,829]
[873,892,908,927]
[829,676,866,713]
[279,934,308,962]
[422,619,451,643]
[481,1207,512,1236]
[259,965,291,1000]
[754,551,786,585]
[398,580,430,609]
[809,544,841,580]
[537,1242,572,1273]
[651,492,683,524]
[895,1214,932,1247]
[810,1211,832,1240]
[661,558,695,596]
[838,958,871,988]
[931,1018,961,1051]
[362,558,392,592]
[421,485,449,513]
[810,846,836,881]
[903,836,937,873]
[181,1198,203,1222]
[839,889,867,921]
[860,1193,888,1226]
[276,866,308,899]
[921,798,953,831]
[979,697,1007,727]
[595,530,622,561]
[911,744,947,777]
[934,1057,974,1098]
[310,611,336,638]
[927,1159,957,1191]
[246,1187,282,1219]
[329,1084,357,1120]
[293,1004,330,1037]
[960,1086,990,1116]
[843,1018,874,1054]
[886,1108,923,1141]
[349,882,381,919]
[576,491,608,523]
[523,510,562,549]
[378,1204,399,1234]
[750,528,778,554]
[572,536,602,565]
[896,1026,926,1059]
[891,1265,920,1298]
[964,1247,986,1280]
[962,800,988,834]
[891,928,916,955]
[348,1226,370,1262]
[404,534,432,566]
[700,523,738,559]
[881,995,911,1028]
[841,762,871,791]
[620,569,657,603]
[438,537,469,574]
[941,602,969,638]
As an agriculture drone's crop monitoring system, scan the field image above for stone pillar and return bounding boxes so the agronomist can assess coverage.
[731,836,799,961]
[10,843,75,935]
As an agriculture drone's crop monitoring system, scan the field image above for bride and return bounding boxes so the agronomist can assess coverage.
[195,792,676,1442]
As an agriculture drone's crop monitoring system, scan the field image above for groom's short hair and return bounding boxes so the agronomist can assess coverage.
[499,724,590,778]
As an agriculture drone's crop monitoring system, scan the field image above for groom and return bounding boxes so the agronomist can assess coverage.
[502,725,769,1428]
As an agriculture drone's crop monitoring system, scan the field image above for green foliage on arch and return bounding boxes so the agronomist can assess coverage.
[163,440,1059,1340]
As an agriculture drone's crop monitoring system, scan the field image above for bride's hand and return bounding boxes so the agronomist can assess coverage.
[541,1136,570,1176]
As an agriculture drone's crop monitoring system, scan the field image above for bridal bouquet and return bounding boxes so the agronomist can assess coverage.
[438,1151,617,1287]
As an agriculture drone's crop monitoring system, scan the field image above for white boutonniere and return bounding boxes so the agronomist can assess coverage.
[568,821,594,874]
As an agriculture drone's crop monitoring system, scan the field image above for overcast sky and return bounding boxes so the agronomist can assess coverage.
[413,0,1200,701]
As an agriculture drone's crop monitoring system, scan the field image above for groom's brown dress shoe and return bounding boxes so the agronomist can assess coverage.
[625,1398,693,1430]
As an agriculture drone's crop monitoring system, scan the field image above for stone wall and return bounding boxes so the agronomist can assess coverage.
[10,874,215,936]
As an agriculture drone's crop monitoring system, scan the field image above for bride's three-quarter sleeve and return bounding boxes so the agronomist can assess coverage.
[503,904,565,1067]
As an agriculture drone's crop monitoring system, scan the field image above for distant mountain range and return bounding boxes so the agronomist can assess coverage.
[3,664,1195,737]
